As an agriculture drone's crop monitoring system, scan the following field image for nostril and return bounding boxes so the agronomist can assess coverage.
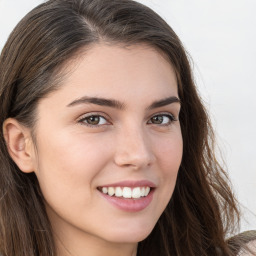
[114,148,153,169]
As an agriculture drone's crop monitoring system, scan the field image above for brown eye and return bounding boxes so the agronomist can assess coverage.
[86,116,100,125]
[79,115,108,126]
[151,115,164,124]
[149,114,175,125]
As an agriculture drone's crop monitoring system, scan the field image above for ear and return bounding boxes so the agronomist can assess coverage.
[3,118,36,173]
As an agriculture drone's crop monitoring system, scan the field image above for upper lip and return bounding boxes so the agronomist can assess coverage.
[98,180,156,188]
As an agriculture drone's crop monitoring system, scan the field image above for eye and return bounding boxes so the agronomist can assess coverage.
[78,114,109,126]
[148,113,176,125]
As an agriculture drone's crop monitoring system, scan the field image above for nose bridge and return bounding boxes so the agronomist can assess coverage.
[114,123,154,169]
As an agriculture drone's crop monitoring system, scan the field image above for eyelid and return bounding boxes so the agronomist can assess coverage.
[147,112,178,124]
[150,111,177,119]
[77,112,111,127]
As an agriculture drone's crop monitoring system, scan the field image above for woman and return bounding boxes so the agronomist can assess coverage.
[0,0,255,255]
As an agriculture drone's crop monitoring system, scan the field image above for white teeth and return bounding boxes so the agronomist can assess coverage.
[100,186,151,199]
[145,187,150,196]
[102,187,108,194]
[141,187,145,196]
[108,187,115,196]
[123,187,132,198]
[132,187,141,199]
[115,187,122,197]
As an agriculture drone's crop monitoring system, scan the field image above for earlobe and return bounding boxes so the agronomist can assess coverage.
[3,118,36,173]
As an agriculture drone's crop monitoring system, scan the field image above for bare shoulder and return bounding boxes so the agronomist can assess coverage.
[238,239,256,255]
[228,230,256,256]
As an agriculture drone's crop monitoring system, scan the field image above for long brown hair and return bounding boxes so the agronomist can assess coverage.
[0,0,241,255]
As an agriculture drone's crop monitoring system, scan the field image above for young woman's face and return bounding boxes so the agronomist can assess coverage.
[32,44,182,248]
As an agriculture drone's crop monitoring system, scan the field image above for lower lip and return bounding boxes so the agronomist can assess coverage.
[99,190,154,212]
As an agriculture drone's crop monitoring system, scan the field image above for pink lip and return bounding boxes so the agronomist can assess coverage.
[98,180,156,188]
[98,180,156,212]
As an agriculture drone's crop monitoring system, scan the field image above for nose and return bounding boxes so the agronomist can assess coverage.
[114,126,155,170]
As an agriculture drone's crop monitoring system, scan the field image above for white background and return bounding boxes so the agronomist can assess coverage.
[0,0,255,232]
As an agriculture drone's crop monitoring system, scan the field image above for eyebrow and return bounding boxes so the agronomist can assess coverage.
[147,96,180,110]
[67,96,125,109]
[67,95,180,110]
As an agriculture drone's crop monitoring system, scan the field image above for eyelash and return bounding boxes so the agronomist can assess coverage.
[78,113,110,128]
[77,112,177,127]
[147,113,177,126]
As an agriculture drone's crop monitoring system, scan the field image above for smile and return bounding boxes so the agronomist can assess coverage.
[99,186,151,199]
[97,180,156,212]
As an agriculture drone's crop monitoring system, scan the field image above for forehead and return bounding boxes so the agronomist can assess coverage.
[41,43,178,108]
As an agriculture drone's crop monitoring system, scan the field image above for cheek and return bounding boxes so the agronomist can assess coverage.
[153,130,183,199]
[37,129,110,170]
[155,131,183,173]
[33,131,116,225]
[33,130,113,198]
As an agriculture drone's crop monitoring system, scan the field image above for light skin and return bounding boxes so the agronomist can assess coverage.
[4,44,183,256]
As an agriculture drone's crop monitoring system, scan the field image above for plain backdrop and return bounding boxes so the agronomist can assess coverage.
[0,0,255,232]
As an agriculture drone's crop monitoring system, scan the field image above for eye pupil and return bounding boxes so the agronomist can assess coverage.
[87,116,100,125]
[152,116,163,124]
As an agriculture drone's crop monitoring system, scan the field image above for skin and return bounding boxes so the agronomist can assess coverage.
[4,44,183,256]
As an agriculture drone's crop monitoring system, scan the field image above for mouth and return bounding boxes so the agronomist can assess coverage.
[97,180,156,212]
[97,186,152,199]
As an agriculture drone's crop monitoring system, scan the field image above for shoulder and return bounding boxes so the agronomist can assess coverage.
[238,239,256,256]
[227,230,256,256]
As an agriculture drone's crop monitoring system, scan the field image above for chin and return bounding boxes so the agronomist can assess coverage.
[102,222,155,244]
